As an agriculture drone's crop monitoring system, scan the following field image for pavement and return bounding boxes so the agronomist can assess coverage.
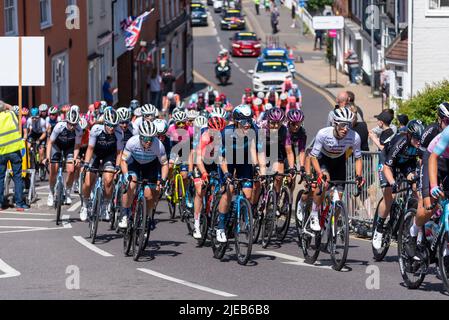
[241,0,384,130]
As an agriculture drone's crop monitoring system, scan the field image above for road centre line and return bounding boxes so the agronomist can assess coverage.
[68,201,81,212]
[137,268,237,298]
[0,211,54,216]
[0,259,20,279]
[0,218,53,222]
[0,226,67,234]
[73,236,114,257]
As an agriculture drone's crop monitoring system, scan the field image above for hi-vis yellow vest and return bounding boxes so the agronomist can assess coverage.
[0,111,25,155]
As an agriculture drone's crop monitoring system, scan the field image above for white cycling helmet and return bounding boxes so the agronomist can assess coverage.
[172,110,188,122]
[71,105,80,113]
[194,116,208,129]
[210,107,227,119]
[66,108,80,125]
[79,118,88,130]
[117,107,131,122]
[139,120,158,138]
[280,93,288,101]
[103,108,119,126]
[187,110,200,120]
[254,98,263,106]
[134,107,142,117]
[153,119,169,135]
[235,104,252,118]
[265,103,273,111]
[257,92,265,99]
[39,104,49,112]
[12,105,19,116]
[333,107,355,124]
[130,100,140,110]
[167,92,175,100]
[141,104,158,117]
[100,101,108,108]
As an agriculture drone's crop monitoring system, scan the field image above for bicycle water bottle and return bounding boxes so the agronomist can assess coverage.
[424,221,437,243]
[332,189,339,203]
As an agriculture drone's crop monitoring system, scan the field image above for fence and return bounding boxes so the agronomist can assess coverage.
[282,0,315,36]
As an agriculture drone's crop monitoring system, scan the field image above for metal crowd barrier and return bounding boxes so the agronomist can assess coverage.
[4,168,37,206]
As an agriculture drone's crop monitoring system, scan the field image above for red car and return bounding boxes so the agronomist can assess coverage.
[230,32,262,57]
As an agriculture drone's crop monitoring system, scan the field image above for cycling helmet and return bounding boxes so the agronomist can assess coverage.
[280,93,288,101]
[438,102,449,120]
[139,120,158,138]
[257,92,265,99]
[12,106,19,116]
[134,107,142,117]
[267,108,285,122]
[172,110,188,122]
[39,104,48,112]
[287,109,305,123]
[188,102,197,111]
[187,110,200,120]
[254,98,263,106]
[61,105,71,113]
[264,103,273,111]
[219,93,227,102]
[194,116,208,129]
[406,119,425,140]
[117,107,131,122]
[66,108,80,124]
[269,86,276,93]
[245,88,252,93]
[153,119,169,135]
[245,97,253,105]
[233,105,253,121]
[210,107,227,119]
[208,117,227,131]
[79,118,88,130]
[49,106,59,115]
[292,84,298,90]
[22,107,29,116]
[198,92,205,99]
[167,92,175,100]
[71,105,80,113]
[130,100,140,110]
[103,108,119,126]
[100,101,108,108]
[333,107,354,124]
[30,108,39,118]
[141,104,158,117]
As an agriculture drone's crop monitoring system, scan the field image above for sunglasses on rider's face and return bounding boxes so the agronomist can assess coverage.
[140,136,154,144]
[269,121,282,128]
[237,119,251,127]
[336,122,351,130]
[105,123,116,129]
[176,122,187,128]
[289,122,301,128]
[119,121,129,125]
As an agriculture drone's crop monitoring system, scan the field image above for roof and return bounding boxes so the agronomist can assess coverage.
[385,28,408,62]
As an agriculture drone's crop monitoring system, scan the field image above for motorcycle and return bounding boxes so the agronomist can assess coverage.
[215,60,231,86]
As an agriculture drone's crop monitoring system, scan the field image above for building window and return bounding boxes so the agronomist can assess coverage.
[88,0,94,23]
[427,0,449,16]
[52,52,69,106]
[101,0,106,17]
[40,0,52,29]
[4,0,18,35]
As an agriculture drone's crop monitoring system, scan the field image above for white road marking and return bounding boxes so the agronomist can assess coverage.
[239,68,246,74]
[217,37,221,43]
[0,218,53,222]
[68,201,81,212]
[0,211,54,216]
[36,186,49,191]
[255,250,350,271]
[73,236,114,257]
[0,226,66,234]
[0,226,44,229]
[137,268,238,298]
[233,62,240,68]
[62,215,72,229]
[0,259,20,279]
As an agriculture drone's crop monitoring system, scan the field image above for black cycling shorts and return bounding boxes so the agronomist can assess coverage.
[90,153,116,171]
[128,159,160,184]
[219,164,254,189]
[318,153,346,192]
[28,132,46,147]
[50,145,74,163]
[378,162,416,188]
[420,151,449,198]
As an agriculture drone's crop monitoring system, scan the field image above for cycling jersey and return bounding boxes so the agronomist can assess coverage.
[116,126,135,151]
[27,118,46,135]
[259,122,289,162]
[196,129,220,168]
[310,127,362,159]
[288,88,302,100]
[429,128,449,158]
[421,123,440,149]
[167,124,194,145]
[221,124,260,165]
[46,116,61,134]
[49,122,83,162]
[122,135,168,165]
[88,125,118,159]
[383,134,419,167]
[286,127,307,157]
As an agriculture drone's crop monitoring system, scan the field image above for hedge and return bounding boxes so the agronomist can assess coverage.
[397,80,449,125]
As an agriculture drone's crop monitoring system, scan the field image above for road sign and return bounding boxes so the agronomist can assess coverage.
[312,16,344,30]
[328,29,337,38]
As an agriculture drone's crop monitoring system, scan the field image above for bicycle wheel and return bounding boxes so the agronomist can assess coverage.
[184,185,195,235]
[330,201,350,271]
[78,170,85,207]
[300,199,321,264]
[234,198,253,266]
[123,220,133,256]
[39,165,46,182]
[89,190,101,244]
[294,190,309,244]
[372,197,393,261]
[252,188,264,244]
[397,208,426,289]
[132,199,147,261]
[110,182,122,231]
[438,231,449,293]
[211,206,228,260]
[167,181,176,219]
[276,186,292,242]
[261,190,276,248]
[55,180,64,226]
[196,211,209,247]
[143,209,154,250]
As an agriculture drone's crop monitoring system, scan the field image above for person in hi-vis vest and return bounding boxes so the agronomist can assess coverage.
[0,101,29,211]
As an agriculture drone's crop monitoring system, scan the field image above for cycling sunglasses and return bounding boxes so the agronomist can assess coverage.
[105,123,116,128]
[176,122,187,128]
[288,122,302,128]
[236,119,252,126]
[336,122,352,130]
[140,136,154,143]
[119,120,130,125]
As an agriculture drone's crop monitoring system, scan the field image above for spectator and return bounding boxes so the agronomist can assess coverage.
[369,110,395,151]
[149,67,162,110]
[271,6,280,34]
[350,107,370,152]
[327,91,349,126]
[255,0,260,15]
[291,1,297,28]
[102,76,116,106]
[344,49,360,85]
[314,30,323,50]
[381,65,394,103]
[397,114,409,133]
[0,101,29,211]
[347,91,364,122]
[161,68,176,96]
[265,0,271,12]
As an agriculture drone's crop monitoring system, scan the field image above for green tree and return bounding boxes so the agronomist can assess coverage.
[306,0,333,13]
[397,80,449,125]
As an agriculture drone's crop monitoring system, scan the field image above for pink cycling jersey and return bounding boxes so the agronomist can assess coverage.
[167,124,194,144]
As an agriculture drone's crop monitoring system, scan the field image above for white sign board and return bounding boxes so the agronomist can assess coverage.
[312,16,344,30]
[0,37,45,86]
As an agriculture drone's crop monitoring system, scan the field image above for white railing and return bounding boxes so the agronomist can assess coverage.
[282,0,316,36]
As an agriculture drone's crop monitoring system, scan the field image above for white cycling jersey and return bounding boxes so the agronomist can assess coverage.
[310,127,362,159]
[122,135,168,165]
[27,118,46,134]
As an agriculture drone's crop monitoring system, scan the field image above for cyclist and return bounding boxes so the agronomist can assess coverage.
[187,110,200,127]
[26,107,47,169]
[162,92,181,115]
[278,93,289,110]
[45,108,82,206]
[196,92,207,113]
[74,117,89,194]
[281,78,293,93]
[80,108,120,222]
[372,119,424,250]
[39,104,49,121]
[309,107,364,232]
[205,86,219,107]
[154,119,171,158]
[216,105,263,243]
[116,107,135,154]
[265,87,279,106]
[251,98,264,120]
[46,106,61,136]
[192,116,227,239]
[286,109,307,175]
[133,104,158,135]
[119,121,169,229]
[241,88,253,105]
[288,84,303,105]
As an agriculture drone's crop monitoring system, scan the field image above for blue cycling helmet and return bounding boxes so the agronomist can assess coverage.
[30,108,39,117]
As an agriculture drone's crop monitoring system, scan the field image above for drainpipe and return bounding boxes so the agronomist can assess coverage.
[407,0,413,98]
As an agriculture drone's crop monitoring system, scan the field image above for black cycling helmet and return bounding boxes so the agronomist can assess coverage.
[406,119,425,140]
[438,102,449,120]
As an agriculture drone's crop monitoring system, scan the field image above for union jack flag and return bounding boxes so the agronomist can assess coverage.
[125,9,153,51]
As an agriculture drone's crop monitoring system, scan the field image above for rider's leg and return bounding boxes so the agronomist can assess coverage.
[39,145,45,165]
[273,161,284,195]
